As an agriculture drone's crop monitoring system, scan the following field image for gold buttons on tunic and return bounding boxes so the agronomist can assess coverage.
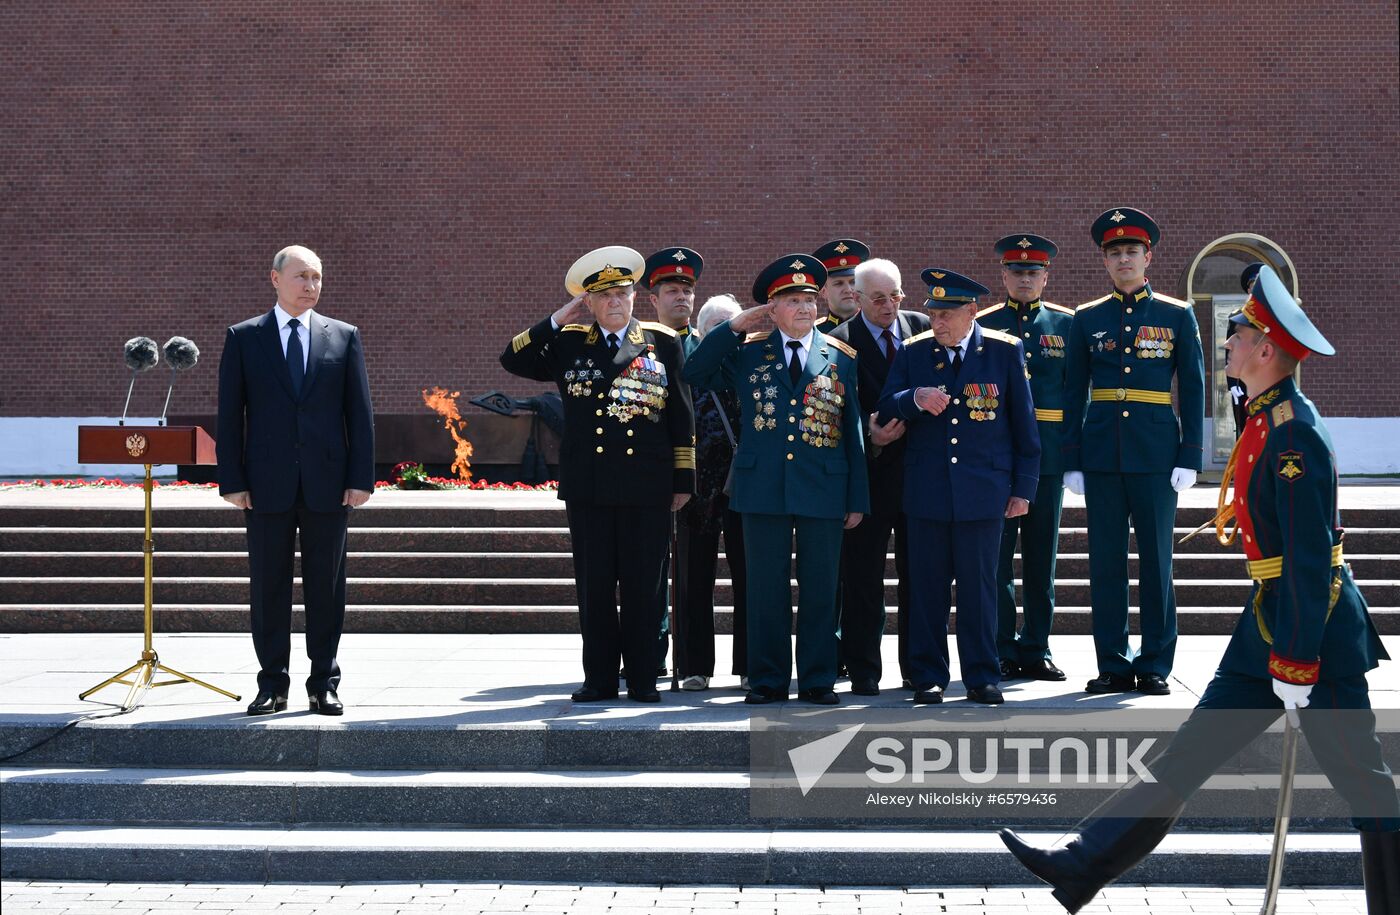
[951,438,958,444]
[951,457,959,464]
[786,453,794,461]
[1124,366,1132,374]
[595,427,603,435]
[627,448,634,455]
[1122,410,1130,417]
[788,434,795,442]
[951,418,959,425]
[596,446,604,453]
[627,429,634,437]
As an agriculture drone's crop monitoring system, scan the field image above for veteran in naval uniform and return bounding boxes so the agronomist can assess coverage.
[683,254,870,705]
[978,234,1074,683]
[814,238,869,334]
[1061,208,1205,697]
[500,246,695,703]
[876,268,1040,705]
[1001,265,1398,914]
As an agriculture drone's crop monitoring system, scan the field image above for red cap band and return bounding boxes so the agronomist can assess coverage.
[821,255,862,270]
[767,271,818,298]
[648,264,695,286]
[1101,225,1152,246]
[1002,250,1051,265]
[1242,294,1311,362]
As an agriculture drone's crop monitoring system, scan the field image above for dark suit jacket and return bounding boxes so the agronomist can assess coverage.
[828,310,930,515]
[217,308,376,514]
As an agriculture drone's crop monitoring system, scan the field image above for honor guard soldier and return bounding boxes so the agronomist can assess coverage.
[827,258,930,695]
[644,246,704,678]
[876,269,1040,705]
[684,254,870,705]
[979,234,1073,682]
[814,238,869,333]
[500,246,696,703]
[645,246,704,356]
[1062,208,1205,696]
[1002,265,1398,914]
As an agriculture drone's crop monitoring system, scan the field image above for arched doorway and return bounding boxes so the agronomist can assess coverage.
[1179,233,1300,469]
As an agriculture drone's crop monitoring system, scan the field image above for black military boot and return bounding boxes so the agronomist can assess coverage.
[1361,829,1400,914]
[1000,811,1181,913]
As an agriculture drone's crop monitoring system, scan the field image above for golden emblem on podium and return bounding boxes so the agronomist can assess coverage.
[125,433,148,457]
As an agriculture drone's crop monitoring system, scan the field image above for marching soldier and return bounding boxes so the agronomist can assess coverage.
[814,238,869,333]
[500,246,695,703]
[876,269,1040,705]
[979,234,1073,682]
[1001,265,1398,914]
[643,246,704,679]
[827,258,930,694]
[683,254,870,705]
[1062,208,1205,696]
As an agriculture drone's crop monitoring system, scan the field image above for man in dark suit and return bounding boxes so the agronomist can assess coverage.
[827,258,929,695]
[500,246,695,703]
[876,268,1040,705]
[217,245,375,717]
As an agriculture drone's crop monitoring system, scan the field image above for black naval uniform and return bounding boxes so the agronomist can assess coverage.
[501,317,695,696]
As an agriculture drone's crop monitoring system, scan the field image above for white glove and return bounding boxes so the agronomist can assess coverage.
[1272,679,1312,711]
[1169,468,1198,492]
[1063,471,1085,496]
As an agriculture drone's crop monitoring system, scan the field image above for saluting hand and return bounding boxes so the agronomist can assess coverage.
[727,303,773,334]
[869,413,906,446]
[913,386,951,415]
[551,293,591,328]
[1005,497,1030,518]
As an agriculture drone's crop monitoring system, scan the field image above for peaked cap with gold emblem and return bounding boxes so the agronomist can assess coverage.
[920,267,989,308]
[812,238,870,277]
[1090,207,1160,249]
[643,246,704,288]
[1230,264,1334,361]
[565,245,645,296]
[994,233,1058,270]
[752,254,828,304]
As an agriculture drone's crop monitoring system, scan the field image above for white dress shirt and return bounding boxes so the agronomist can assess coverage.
[944,324,975,365]
[273,303,312,371]
[779,329,815,371]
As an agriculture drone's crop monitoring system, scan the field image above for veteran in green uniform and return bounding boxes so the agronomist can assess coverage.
[1062,208,1205,696]
[978,234,1073,682]
[683,254,870,705]
[1001,265,1398,914]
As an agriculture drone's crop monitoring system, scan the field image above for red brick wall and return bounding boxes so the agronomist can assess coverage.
[4,2,1397,420]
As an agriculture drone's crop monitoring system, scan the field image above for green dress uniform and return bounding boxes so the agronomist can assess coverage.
[682,254,871,702]
[1062,209,1204,688]
[1000,264,1398,914]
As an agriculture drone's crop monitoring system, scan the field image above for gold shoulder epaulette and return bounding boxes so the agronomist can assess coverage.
[1078,294,1113,311]
[1271,401,1295,427]
[639,321,677,337]
[561,323,590,333]
[981,327,1018,345]
[906,329,937,345]
[826,337,857,358]
[1154,293,1192,308]
[976,303,1005,319]
[743,332,769,344]
[1044,301,1075,315]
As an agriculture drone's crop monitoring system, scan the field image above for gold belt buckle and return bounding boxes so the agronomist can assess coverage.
[1115,388,1127,401]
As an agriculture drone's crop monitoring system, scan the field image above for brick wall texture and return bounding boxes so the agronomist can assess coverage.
[3,1,1397,421]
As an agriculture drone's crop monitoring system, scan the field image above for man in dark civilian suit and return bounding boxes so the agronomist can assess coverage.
[217,245,376,717]
[827,257,929,695]
[876,268,1040,705]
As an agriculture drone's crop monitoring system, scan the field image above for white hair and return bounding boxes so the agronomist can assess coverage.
[272,245,321,272]
[854,257,902,292]
[695,294,743,336]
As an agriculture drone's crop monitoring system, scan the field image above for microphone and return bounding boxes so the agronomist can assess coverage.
[121,337,160,426]
[158,336,200,426]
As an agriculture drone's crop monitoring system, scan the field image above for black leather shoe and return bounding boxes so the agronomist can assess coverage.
[571,685,618,702]
[1085,673,1136,694]
[850,678,880,696]
[246,691,287,715]
[913,687,943,704]
[798,687,840,705]
[744,686,788,705]
[656,666,669,678]
[967,685,1005,705]
[1136,674,1170,695]
[1021,659,1067,681]
[627,687,661,703]
[308,690,343,716]
[999,659,1022,680]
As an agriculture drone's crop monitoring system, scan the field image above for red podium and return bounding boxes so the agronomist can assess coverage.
[76,425,240,710]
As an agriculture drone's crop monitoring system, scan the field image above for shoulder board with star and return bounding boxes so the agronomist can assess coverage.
[743,332,769,344]
[1043,301,1074,315]
[1077,294,1114,312]
[639,321,677,337]
[981,327,1019,346]
[976,303,1005,319]
[1154,293,1192,308]
[905,329,937,345]
[825,336,857,359]
[561,323,591,333]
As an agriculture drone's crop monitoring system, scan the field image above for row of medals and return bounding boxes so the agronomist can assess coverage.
[968,394,999,422]
[608,367,667,423]
[750,369,780,429]
[800,375,844,447]
[1134,337,1175,359]
[565,361,603,398]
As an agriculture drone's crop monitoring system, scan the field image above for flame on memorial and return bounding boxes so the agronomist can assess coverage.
[421,387,474,481]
